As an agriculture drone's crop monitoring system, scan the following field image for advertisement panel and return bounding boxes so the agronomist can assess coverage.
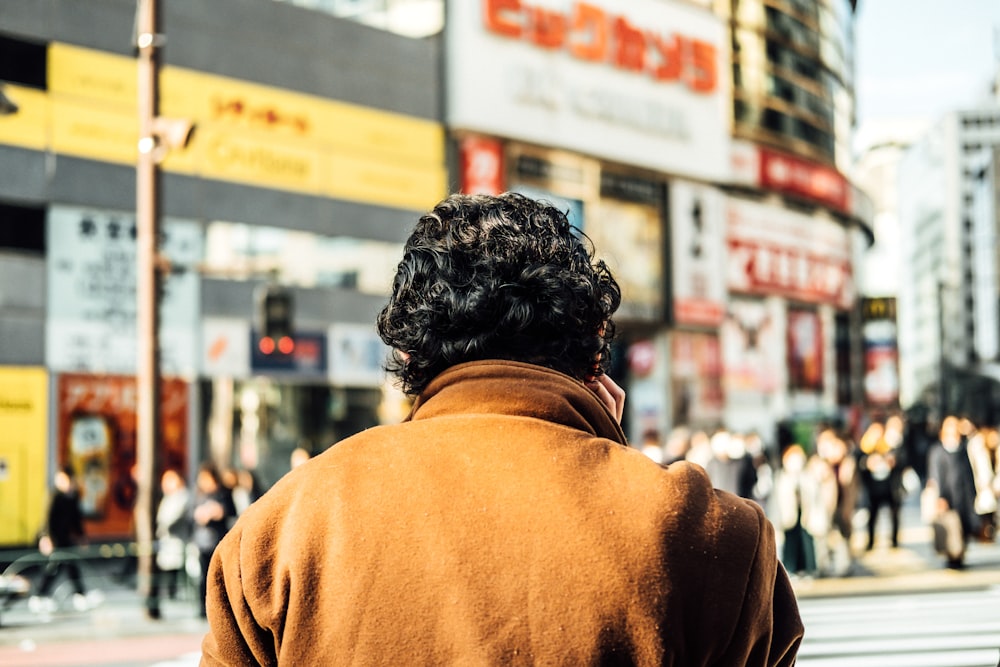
[40,42,447,211]
[202,318,252,378]
[670,331,723,427]
[447,0,729,181]
[460,136,506,195]
[328,324,390,388]
[56,374,189,539]
[787,307,824,392]
[670,181,725,327]
[726,197,854,308]
[861,297,899,407]
[589,198,663,321]
[0,367,48,546]
[46,206,201,376]
[721,298,781,394]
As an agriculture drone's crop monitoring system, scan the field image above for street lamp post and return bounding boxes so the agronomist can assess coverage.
[135,0,162,605]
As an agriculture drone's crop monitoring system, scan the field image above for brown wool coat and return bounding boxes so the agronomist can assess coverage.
[201,361,803,666]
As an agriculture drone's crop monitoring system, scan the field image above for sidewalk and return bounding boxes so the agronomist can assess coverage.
[0,562,207,667]
[792,496,1000,598]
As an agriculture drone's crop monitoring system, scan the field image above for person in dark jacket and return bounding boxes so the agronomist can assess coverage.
[927,415,979,568]
[191,462,235,617]
[30,466,97,613]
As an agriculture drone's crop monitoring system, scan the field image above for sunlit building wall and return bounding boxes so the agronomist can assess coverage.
[0,0,445,544]
[897,109,1000,413]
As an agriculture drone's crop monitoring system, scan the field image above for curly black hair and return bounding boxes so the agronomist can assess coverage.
[377,192,621,395]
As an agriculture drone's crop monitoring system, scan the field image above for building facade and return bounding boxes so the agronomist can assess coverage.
[715,0,872,443]
[0,0,873,546]
[0,0,444,544]
[897,109,1000,418]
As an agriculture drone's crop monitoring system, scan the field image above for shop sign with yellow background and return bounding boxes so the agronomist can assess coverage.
[0,367,49,546]
[0,43,446,211]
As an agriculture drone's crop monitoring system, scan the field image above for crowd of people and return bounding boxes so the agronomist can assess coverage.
[27,457,275,619]
[641,412,1000,578]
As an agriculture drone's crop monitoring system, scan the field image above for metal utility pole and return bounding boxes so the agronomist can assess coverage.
[135,0,162,604]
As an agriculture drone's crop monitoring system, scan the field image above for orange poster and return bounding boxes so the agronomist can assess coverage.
[56,374,189,539]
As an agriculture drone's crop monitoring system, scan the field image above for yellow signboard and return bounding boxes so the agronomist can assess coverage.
[23,42,446,210]
[48,42,138,108]
[0,367,49,546]
[0,85,48,151]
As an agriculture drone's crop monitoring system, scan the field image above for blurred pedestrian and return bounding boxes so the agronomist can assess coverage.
[639,428,664,463]
[746,431,775,508]
[662,426,691,465]
[772,445,827,578]
[146,468,193,618]
[968,426,999,542]
[858,419,905,550]
[289,446,311,471]
[30,466,101,614]
[705,430,757,499]
[201,193,802,666]
[926,415,979,568]
[231,468,264,516]
[685,428,713,469]
[816,430,859,576]
[192,462,236,617]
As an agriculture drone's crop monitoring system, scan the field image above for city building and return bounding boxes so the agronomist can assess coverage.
[714,0,873,443]
[897,107,1000,419]
[0,0,444,545]
[0,0,873,546]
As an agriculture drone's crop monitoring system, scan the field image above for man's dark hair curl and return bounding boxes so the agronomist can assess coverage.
[377,192,621,395]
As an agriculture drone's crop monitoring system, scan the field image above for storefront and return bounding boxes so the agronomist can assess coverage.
[446,0,729,442]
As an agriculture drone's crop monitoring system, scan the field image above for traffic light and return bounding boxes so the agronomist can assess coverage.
[256,286,294,356]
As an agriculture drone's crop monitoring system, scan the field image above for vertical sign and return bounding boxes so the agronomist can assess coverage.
[862,297,900,407]
[671,181,725,326]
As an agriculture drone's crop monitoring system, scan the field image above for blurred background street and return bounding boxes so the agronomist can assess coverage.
[2,0,1000,664]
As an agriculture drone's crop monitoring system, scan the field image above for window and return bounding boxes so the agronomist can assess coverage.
[0,201,45,253]
[0,33,47,89]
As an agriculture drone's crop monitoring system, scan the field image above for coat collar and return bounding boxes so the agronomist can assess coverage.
[405,360,627,445]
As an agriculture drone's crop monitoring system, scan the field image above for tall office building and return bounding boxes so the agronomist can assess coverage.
[897,108,1000,417]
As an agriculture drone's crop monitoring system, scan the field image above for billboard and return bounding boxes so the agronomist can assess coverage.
[670,181,725,327]
[447,0,729,181]
[861,297,899,407]
[56,374,189,539]
[46,206,201,376]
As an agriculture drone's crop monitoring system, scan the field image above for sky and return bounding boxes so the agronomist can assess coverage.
[854,0,1000,150]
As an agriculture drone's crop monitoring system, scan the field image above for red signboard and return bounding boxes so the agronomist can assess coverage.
[460,136,505,195]
[758,147,850,213]
[727,238,852,307]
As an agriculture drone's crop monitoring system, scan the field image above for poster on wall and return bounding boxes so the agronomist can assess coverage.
[670,181,725,326]
[862,297,899,407]
[588,199,663,321]
[787,308,824,392]
[670,331,723,427]
[721,298,780,394]
[460,135,505,195]
[47,206,202,376]
[56,374,189,539]
[328,323,390,388]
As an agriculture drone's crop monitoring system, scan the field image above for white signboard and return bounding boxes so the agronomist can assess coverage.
[725,198,854,309]
[202,318,251,378]
[447,0,729,181]
[670,181,725,326]
[328,323,390,388]
[47,206,202,375]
